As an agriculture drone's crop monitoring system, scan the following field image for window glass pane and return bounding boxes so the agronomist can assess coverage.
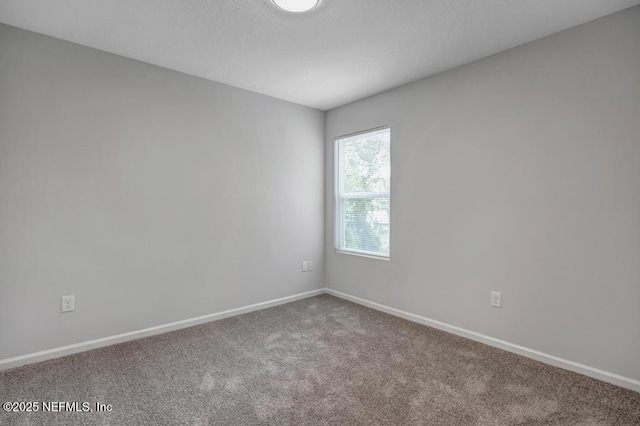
[336,127,390,258]
[342,131,390,194]
[342,197,390,255]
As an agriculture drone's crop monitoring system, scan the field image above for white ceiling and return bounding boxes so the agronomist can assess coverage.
[1,0,639,110]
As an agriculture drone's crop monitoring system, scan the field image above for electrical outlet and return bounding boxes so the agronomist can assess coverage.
[490,291,502,308]
[61,295,75,312]
[302,261,308,272]
[308,261,313,271]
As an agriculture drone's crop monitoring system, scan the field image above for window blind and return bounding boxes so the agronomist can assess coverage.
[336,127,390,257]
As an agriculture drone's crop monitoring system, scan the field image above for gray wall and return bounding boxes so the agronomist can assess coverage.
[2,6,639,383]
[325,7,640,381]
[0,24,325,360]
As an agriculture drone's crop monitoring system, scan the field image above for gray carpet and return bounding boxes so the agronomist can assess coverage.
[1,295,639,425]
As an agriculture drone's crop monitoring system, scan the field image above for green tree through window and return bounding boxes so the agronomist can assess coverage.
[336,127,390,257]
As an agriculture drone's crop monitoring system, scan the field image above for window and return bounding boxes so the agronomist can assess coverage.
[335,126,390,258]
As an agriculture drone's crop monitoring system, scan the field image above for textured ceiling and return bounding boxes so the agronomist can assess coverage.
[1,0,639,110]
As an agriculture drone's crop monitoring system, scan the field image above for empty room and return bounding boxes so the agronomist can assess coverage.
[1,0,639,424]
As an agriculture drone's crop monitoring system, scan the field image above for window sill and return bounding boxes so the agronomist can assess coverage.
[335,248,390,261]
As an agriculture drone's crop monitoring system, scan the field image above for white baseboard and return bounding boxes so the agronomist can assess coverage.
[0,288,325,372]
[325,288,640,394]
[3,286,638,394]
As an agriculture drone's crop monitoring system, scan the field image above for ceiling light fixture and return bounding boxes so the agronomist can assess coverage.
[272,0,320,13]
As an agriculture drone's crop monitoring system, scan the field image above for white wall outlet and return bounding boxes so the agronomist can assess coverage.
[302,261,308,272]
[61,295,75,312]
[308,261,313,271]
[491,291,502,308]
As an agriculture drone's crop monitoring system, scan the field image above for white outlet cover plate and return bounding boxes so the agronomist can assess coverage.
[61,295,75,312]
[491,291,502,308]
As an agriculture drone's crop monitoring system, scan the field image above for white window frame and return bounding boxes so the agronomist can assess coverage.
[334,126,390,260]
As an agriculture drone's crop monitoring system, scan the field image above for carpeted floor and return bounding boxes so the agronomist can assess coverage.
[1,295,639,425]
